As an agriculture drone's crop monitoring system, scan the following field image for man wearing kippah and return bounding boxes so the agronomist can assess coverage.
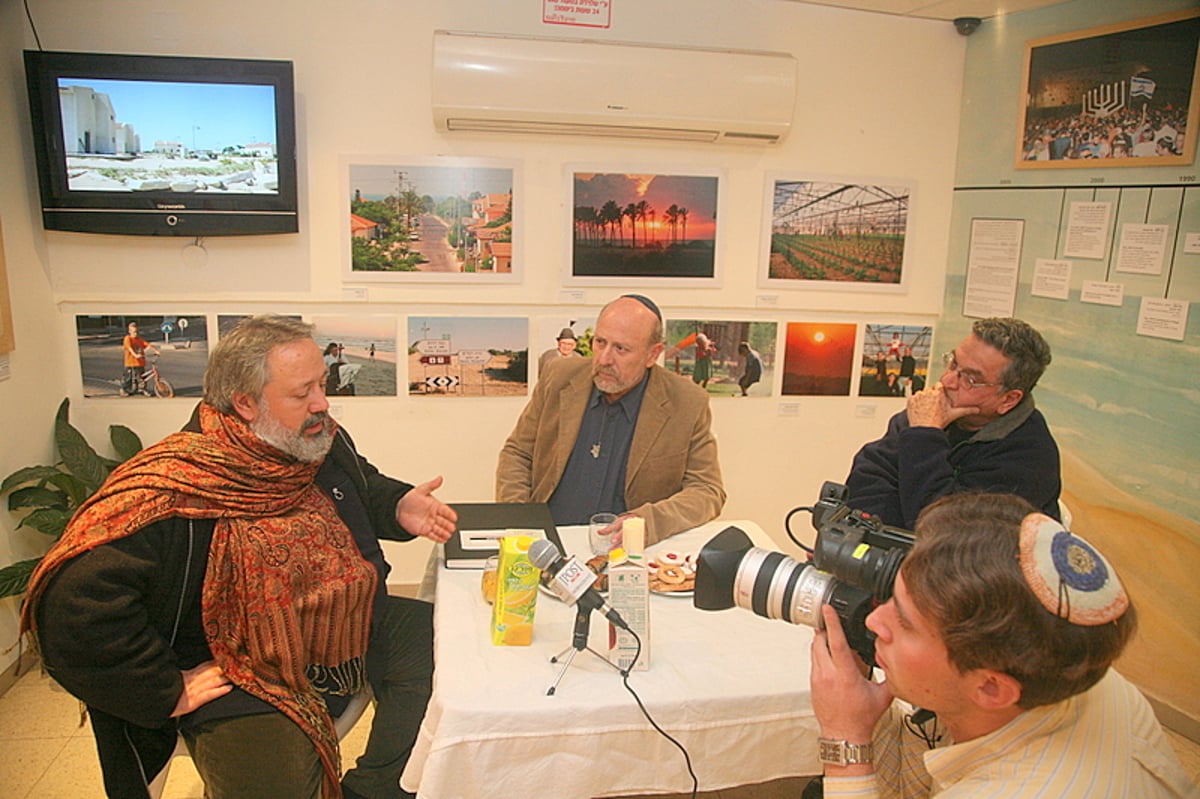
[808,492,1192,798]
[497,294,726,545]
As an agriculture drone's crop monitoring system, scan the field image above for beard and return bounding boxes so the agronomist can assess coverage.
[592,364,641,397]
[250,407,336,463]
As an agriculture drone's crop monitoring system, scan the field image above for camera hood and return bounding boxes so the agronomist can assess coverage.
[693,526,755,611]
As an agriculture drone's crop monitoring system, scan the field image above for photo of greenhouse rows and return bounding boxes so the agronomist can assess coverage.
[765,178,911,287]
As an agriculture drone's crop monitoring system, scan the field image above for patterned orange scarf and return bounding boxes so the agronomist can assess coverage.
[22,404,376,799]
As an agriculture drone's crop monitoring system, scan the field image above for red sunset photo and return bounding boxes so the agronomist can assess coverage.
[572,171,718,279]
[781,321,857,396]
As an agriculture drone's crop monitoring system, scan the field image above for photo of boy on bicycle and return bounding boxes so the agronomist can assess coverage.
[121,321,160,396]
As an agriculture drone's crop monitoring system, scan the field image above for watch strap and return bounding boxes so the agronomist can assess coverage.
[818,737,874,766]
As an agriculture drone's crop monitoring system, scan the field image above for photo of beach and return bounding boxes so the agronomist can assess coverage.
[311,314,398,397]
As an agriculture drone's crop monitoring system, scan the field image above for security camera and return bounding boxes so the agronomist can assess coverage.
[954,16,982,36]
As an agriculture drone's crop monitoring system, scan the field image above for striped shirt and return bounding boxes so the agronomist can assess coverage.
[825,670,1197,798]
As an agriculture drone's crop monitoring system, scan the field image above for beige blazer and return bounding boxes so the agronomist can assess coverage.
[496,358,725,545]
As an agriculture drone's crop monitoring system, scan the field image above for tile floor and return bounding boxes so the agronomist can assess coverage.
[2,662,1197,798]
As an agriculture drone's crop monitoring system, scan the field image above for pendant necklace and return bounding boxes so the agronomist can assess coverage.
[590,404,610,459]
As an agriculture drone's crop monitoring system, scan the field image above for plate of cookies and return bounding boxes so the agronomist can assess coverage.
[647,551,695,596]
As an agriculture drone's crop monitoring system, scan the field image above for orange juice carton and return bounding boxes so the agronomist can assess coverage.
[490,535,542,646]
[606,547,650,671]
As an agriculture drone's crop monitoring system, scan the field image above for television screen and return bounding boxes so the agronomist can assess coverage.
[25,50,298,237]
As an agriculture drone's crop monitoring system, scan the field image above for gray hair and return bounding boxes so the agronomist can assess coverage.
[972,318,1051,394]
[203,315,316,413]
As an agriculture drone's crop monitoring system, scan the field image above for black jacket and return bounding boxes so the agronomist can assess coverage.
[35,423,413,799]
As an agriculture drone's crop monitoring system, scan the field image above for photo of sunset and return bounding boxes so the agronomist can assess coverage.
[572,171,719,279]
[781,321,857,396]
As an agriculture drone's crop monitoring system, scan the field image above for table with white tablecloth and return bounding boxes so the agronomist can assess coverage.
[400,520,821,799]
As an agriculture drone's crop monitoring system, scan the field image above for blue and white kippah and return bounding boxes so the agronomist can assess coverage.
[1018,513,1128,626]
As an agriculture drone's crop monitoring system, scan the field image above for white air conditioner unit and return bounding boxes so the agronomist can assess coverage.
[432,31,796,144]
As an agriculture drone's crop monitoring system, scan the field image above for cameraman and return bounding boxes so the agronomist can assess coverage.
[809,492,1191,798]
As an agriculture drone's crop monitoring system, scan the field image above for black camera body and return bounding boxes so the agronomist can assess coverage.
[694,481,913,666]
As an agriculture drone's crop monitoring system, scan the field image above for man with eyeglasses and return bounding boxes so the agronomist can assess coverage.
[844,317,1061,529]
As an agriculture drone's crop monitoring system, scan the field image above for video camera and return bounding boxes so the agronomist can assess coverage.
[693,481,913,666]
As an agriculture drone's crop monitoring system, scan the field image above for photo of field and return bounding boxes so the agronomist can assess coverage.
[767,179,910,285]
[780,322,857,396]
[407,316,528,397]
[572,171,718,280]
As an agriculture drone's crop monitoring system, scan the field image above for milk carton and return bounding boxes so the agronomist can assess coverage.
[606,546,650,671]
[490,535,541,646]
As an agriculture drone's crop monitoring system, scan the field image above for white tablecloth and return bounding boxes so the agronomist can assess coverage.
[400,520,821,799]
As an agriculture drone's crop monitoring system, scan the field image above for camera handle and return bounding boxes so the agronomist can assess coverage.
[546,605,622,695]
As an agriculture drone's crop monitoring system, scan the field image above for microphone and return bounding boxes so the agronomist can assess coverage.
[528,539,630,631]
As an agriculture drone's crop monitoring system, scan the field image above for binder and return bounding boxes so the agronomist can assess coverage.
[443,502,563,569]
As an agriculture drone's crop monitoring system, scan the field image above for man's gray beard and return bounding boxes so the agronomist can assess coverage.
[250,409,335,463]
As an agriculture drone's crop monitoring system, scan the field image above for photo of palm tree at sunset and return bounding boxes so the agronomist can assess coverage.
[781,321,857,396]
[572,171,719,279]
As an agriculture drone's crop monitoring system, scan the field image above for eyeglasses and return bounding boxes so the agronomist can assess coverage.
[941,351,1003,390]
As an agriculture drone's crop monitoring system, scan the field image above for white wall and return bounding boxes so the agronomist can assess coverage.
[0,1,81,674]
[2,0,965,671]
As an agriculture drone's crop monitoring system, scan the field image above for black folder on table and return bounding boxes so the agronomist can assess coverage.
[443,502,563,569]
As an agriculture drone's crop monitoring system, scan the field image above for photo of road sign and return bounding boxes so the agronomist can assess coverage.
[458,349,490,365]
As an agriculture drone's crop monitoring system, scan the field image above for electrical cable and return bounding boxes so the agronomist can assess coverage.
[787,501,816,551]
[618,630,698,799]
[24,0,43,50]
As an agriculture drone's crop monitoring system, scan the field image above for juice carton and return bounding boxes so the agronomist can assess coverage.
[490,535,542,646]
[606,547,650,671]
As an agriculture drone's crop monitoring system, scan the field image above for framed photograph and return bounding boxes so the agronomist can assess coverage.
[311,315,398,397]
[533,315,597,379]
[1016,8,1199,169]
[663,319,778,398]
[344,157,520,283]
[857,324,933,398]
[780,322,857,397]
[406,316,529,397]
[75,314,209,399]
[761,175,912,291]
[567,167,721,286]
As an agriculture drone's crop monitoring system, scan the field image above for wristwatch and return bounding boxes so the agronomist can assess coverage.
[818,737,874,766]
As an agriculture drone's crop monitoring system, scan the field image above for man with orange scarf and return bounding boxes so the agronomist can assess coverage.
[22,316,458,799]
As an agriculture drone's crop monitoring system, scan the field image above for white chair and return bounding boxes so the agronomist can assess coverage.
[146,686,374,799]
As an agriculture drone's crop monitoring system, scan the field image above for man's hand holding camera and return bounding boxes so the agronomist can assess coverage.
[810,605,892,775]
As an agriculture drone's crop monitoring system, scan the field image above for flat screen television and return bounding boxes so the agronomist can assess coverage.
[24,50,298,236]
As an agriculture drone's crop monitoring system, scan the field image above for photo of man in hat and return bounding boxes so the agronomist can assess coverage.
[538,323,583,372]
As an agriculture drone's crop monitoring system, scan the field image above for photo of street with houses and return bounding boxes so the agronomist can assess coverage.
[349,162,514,276]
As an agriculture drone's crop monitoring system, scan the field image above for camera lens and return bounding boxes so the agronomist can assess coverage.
[731,547,835,627]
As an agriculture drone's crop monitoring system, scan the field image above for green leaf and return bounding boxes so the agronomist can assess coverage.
[54,399,110,493]
[0,558,40,600]
[1,465,65,495]
[18,507,71,537]
[109,425,144,462]
[43,472,92,509]
[7,485,68,512]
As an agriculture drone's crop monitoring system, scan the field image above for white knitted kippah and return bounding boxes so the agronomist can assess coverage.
[1018,513,1128,626]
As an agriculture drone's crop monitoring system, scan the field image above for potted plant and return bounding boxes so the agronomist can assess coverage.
[0,398,142,599]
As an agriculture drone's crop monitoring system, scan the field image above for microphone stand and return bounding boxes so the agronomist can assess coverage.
[547,605,622,695]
